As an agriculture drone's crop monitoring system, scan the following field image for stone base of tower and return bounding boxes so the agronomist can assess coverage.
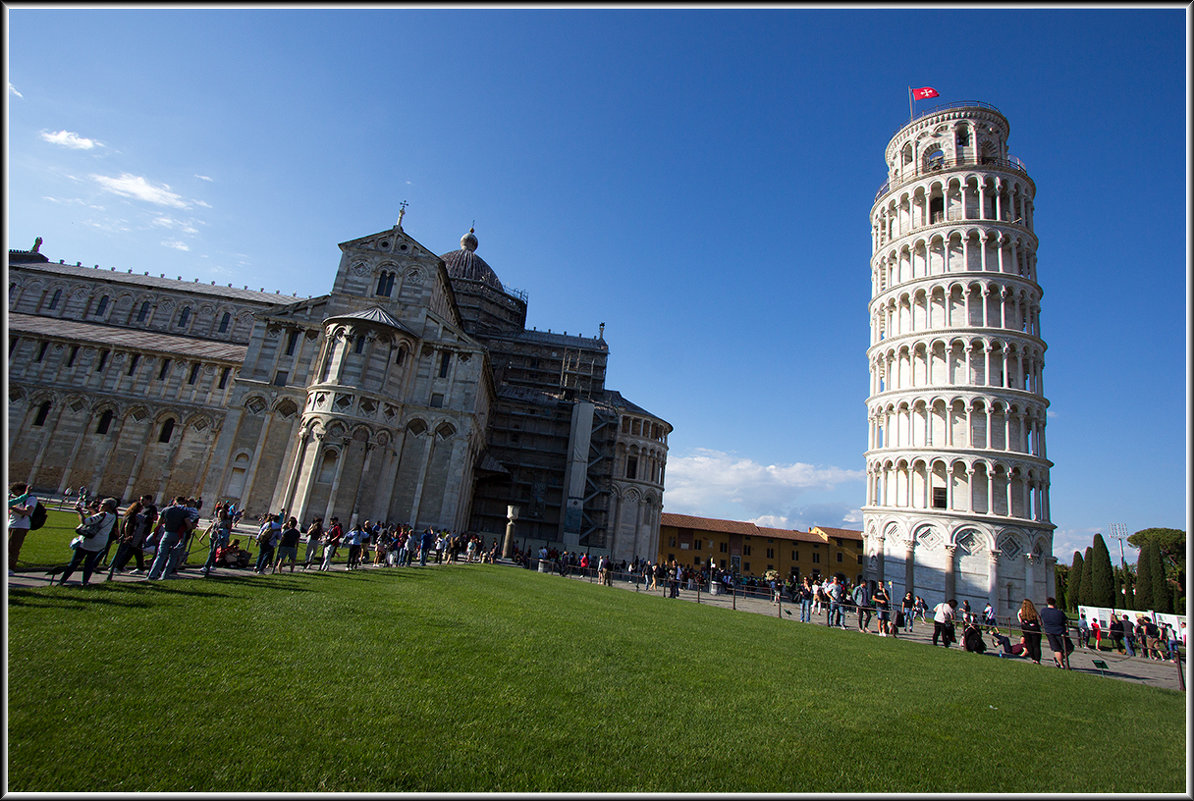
[861,508,1055,622]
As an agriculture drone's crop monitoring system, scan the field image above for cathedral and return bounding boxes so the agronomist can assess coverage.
[7,218,670,562]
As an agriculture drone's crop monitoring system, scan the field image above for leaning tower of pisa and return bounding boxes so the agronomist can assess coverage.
[862,101,1055,617]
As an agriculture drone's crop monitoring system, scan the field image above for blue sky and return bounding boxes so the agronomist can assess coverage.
[6,7,1188,564]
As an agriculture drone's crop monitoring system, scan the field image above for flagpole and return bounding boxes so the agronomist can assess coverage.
[909,86,913,123]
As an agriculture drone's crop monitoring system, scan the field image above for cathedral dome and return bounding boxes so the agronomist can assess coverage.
[440,228,503,291]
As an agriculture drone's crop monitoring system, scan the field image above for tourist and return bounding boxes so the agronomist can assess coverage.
[1123,615,1138,657]
[1091,616,1102,651]
[1017,599,1043,665]
[420,527,434,567]
[914,596,928,625]
[8,482,39,575]
[200,502,234,576]
[147,496,199,581]
[344,521,365,570]
[320,517,342,571]
[254,514,280,573]
[107,496,148,576]
[273,516,301,573]
[873,580,891,636]
[303,517,324,570]
[901,592,916,633]
[932,599,958,647]
[1039,597,1071,669]
[851,579,872,632]
[981,601,997,631]
[827,576,845,628]
[1077,615,1090,649]
[57,498,119,586]
[798,577,814,623]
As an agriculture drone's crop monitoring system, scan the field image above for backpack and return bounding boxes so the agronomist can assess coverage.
[28,501,48,531]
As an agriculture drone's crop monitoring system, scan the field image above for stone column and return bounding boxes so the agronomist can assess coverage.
[348,441,376,529]
[57,411,92,494]
[1023,553,1036,602]
[944,544,957,600]
[322,437,352,524]
[987,549,1002,615]
[279,429,311,518]
[904,539,916,598]
[294,431,324,525]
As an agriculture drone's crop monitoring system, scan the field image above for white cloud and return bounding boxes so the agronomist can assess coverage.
[91,173,189,208]
[663,448,865,527]
[162,240,190,251]
[10,83,23,98]
[152,215,199,235]
[84,218,131,234]
[194,174,213,182]
[41,129,102,150]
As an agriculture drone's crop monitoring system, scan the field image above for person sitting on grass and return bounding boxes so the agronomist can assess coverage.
[989,628,1026,658]
[962,620,987,653]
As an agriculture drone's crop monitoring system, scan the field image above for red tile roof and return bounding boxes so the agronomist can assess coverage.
[660,513,860,544]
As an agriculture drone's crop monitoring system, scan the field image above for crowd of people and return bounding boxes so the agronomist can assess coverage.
[6,485,502,585]
[8,483,1190,671]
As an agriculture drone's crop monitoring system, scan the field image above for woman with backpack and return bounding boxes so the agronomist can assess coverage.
[57,498,119,586]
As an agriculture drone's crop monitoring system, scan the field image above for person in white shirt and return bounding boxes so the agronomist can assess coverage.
[932,599,958,647]
[8,482,38,575]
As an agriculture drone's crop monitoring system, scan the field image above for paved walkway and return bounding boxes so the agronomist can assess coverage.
[9,545,1186,693]
[549,568,1188,693]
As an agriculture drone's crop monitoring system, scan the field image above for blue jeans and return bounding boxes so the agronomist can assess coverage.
[147,530,183,580]
[829,602,843,627]
[202,528,230,571]
[1124,635,1136,657]
[800,599,812,622]
[60,546,103,584]
[255,546,275,573]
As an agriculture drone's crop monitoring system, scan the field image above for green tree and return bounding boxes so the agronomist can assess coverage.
[1068,551,1084,613]
[1115,564,1136,610]
[1135,541,1154,611]
[1147,538,1171,614]
[1054,564,1068,611]
[1078,546,1094,606]
[1090,533,1116,607]
[1128,527,1185,599]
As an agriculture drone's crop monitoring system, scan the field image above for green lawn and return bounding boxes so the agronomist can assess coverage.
[7,513,1188,792]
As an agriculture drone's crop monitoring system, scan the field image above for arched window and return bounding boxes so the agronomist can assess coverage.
[96,409,114,435]
[218,312,231,333]
[158,418,175,443]
[375,271,396,297]
[96,295,109,316]
[354,335,366,355]
[137,301,151,323]
[177,307,191,328]
[33,401,51,427]
[48,289,62,310]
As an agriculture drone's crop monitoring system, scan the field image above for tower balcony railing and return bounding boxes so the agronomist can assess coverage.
[875,154,1030,202]
[892,100,1005,138]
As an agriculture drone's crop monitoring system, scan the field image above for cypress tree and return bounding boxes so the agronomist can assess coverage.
[1068,551,1084,613]
[1148,538,1170,614]
[1078,546,1094,606]
[1135,542,1154,611]
[1054,565,1067,611]
[1090,533,1116,607]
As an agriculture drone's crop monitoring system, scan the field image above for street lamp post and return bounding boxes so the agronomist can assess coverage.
[503,504,519,560]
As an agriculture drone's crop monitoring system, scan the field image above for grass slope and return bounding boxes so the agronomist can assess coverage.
[7,516,1187,792]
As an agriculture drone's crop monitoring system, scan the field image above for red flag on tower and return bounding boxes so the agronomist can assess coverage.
[912,86,939,100]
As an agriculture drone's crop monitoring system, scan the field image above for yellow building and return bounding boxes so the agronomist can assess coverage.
[658,513,863,581]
